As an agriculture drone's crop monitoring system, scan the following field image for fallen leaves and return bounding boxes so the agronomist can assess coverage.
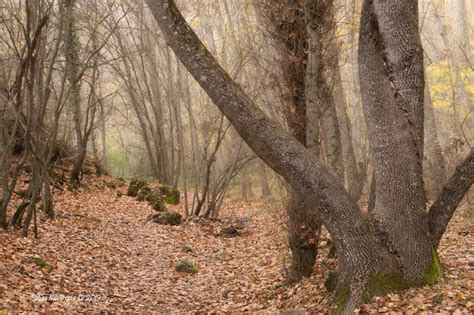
[0,175,472,313]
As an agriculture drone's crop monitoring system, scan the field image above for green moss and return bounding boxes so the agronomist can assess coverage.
[159,186,180,205]
[364,273,405,301]
[146,189,166,212]
[32,256,52,272]
[324,271,338,292]
[127,179,147,197]
[424,246,443,285]
[152,211,182,225]
[433,292,444,303]
[334,283,350,312]
[175,259,197,274]
[137,186,151,201]
[324,273,349,313]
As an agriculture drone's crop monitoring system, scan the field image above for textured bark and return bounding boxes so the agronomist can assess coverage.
[64,0,83,186]
[359,0,432,281]
[305,0,344,179]
[304,0,321,156]
[286,190,322,283]
[262,0,323,281]
[428,148,474,247]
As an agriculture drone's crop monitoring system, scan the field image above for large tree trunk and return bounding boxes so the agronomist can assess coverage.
[286,189,322,283]
[359,0,432,281]
[145,0,472,311]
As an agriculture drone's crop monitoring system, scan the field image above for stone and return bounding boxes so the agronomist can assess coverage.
[146,189,166,212]
[151,211,182,225]
[175,260,197,274]
[127,179,147,197]
[159,185,181,205]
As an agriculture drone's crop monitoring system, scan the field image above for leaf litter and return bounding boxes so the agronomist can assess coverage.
[0,175,472,313]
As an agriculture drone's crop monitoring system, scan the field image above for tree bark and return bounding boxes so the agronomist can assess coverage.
[359,0,432,281]
[64,0,84,186]
[428,148,474,247]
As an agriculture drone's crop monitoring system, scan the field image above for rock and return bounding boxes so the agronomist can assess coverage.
[32,256,52,272]
[219,226,239,237]
[151,211,182,225]
[182,245,193,253]
[175,260,198,274]
[116,191,123,198]
[242,213,252,221]
[137,186,151,201]
[105,182,117,189]
[146,189,166,212]
[468,260,474,267]
[127,179,147,197]
[159,185,180,205]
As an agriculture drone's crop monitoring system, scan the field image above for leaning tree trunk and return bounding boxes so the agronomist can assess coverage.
[145,0,472,311]
[428,148,474,248]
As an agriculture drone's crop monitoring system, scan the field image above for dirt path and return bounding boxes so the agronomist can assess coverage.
[0,177,472,313]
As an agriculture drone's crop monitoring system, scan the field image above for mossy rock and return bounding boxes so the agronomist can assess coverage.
[137,186,151,201]
[105,182,117,189]
[127,179,147,197]
[32,256,52,272]
[146,189,166,211]
[151,211,182,225]
[116,178,126,186]
[159,185,180,205]
[174,260,197,274]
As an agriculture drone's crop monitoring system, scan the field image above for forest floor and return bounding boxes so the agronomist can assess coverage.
[0,175,473,314]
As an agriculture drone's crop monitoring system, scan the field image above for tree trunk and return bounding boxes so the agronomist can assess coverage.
[359,0,432,281]
[286,187,322,283]
[64,0,84,186]
[428,148,474,248]
[240,167,254,201]
[258,161,271,198]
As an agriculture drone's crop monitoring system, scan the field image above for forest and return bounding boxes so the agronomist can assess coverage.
[0,0,473,313]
